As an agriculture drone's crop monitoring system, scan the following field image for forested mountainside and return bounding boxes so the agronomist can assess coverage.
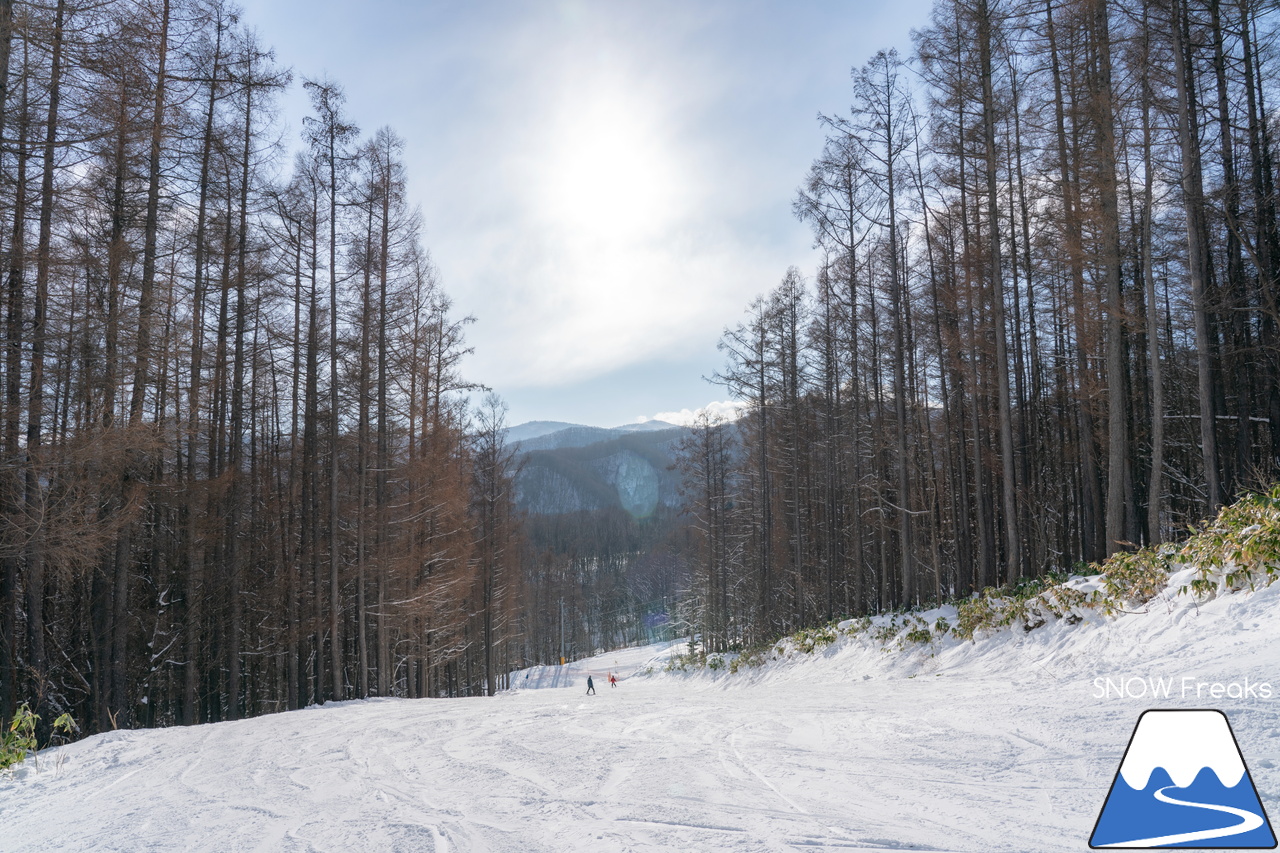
[0,0,527,734]
[513,425,689,517]
[509,425,694,667]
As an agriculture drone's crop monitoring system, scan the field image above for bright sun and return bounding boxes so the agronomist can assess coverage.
[540,89,684,246]
[507,66,714,379]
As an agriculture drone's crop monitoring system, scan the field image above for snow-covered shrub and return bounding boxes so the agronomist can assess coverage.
[901,615,934,646]
[664,647,701,672]
[1098,547,1173,613]
[727,646,771,674]
[840,616,872,636]
[674,488,1280,674]
[936,488,1280,641]
[869,615,905,644]
[950,573,1098,639]
[1180,486,1280,597]
[953,593,1002,640]
[1036,585,1092,621]
[792,624,838,654]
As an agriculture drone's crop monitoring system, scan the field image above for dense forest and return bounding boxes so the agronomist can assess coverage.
[0,0,533,735]
[3,0,1278,737]
[676,0,1280,651]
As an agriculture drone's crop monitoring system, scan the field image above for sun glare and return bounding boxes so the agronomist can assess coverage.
[492,56,726,383]
[541,91,684,245]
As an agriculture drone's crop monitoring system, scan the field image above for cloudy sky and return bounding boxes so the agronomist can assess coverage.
[235,0,931,428]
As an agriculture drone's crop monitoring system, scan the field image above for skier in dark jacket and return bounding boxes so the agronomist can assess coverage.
[586,675,596,695]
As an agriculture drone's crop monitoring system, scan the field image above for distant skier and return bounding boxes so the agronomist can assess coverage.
[609,673,617,688]
[586,675,596,695]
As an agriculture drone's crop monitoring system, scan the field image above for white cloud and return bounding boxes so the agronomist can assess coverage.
[641,400,745,427]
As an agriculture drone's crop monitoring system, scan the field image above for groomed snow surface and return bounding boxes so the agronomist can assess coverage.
[5,576,1280,852]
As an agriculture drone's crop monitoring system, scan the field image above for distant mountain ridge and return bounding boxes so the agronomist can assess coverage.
[505,420,689,516]
[501,421,584,445]
[503,420,682,452]
[611,420,683,433]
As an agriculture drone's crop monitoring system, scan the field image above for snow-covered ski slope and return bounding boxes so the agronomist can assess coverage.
[4,578,1280,852]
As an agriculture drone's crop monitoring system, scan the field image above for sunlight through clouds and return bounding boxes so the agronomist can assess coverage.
[234,0,933,424]
[453,11,789,389]
[539,78,687,245]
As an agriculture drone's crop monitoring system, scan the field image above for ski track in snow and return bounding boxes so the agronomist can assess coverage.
[3,584,1280,852]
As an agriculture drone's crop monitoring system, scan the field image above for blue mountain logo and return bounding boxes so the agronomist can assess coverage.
[1091,710,1277,848]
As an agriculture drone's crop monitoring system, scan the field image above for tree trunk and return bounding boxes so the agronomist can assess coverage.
[1046,0,1103,561]
[0,0,19,725]
[226,42,258,722]
[1141,6,1165,545]
[184,12,224,726]
[26,0,67,717]
[130,0,170,425]
[978,0,1020,582]
[1088,0,1135,554]
[1172,0,1222,513]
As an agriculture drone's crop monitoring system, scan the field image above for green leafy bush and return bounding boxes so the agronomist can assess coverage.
[1099,547,1172,613]
[0,704,37,771]
[1,704,77,772]
[1181,487,1280,595]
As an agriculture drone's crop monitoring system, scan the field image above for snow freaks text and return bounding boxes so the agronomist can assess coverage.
[1093,676,1275,700]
